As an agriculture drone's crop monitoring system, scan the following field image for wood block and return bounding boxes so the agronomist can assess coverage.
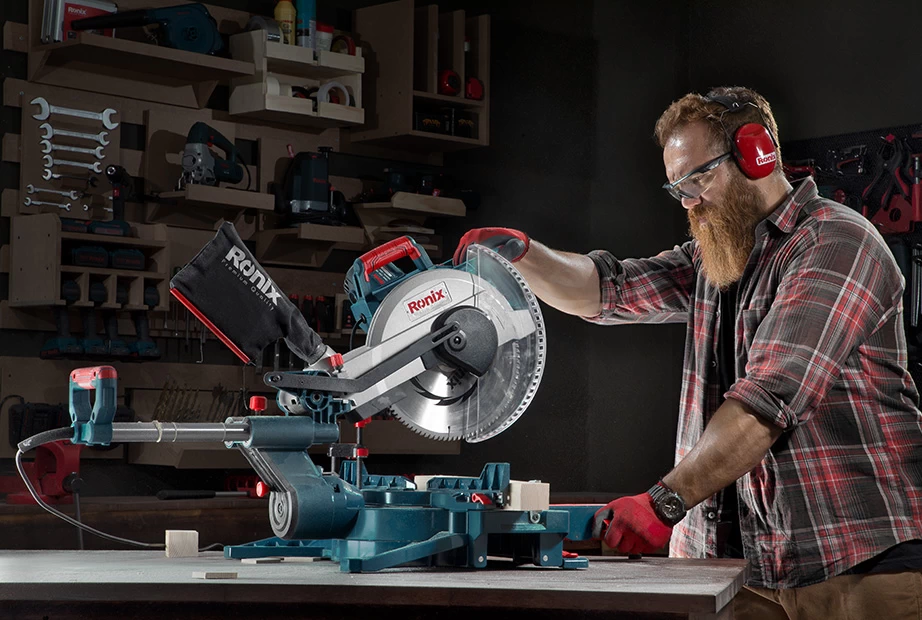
[506,480,550,512]
[192,571,238,579]
[240,557,283,564]
[281,556,324,563]
[165,530,199,558]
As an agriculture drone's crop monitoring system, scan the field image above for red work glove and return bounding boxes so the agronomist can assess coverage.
[453,227,529,265]
[591,493,673,555]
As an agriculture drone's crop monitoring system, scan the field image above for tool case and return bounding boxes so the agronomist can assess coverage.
[41,0,118,44]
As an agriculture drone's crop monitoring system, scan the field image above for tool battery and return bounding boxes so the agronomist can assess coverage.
[59,218,90,233]
[109,249,145,271]
[71,245,109,268]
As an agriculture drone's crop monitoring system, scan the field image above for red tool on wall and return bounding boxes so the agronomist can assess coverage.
[861,135,922,234]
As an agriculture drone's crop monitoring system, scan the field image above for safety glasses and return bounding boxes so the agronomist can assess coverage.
[662,152,731,201]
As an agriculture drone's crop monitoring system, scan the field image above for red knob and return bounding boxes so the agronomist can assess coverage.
[255,480,270,498]
[329,353,344,369]
[249,396,267,412]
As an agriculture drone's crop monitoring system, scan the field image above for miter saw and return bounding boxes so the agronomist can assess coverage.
[22,229,601,572]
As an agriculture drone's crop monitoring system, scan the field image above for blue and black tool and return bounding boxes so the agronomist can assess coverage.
[71,3,225,56]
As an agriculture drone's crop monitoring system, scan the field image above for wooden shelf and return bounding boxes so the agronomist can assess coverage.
[10,213,169,309]
[28,32,254,109]
[229,30,365,130]
[230,94,365,129]
[358,192,466,217]
[262,42,365,79]
[61,232,168,249]
[254,224,366,268]
[60,265,168,280]
[159,185,274,211]
[351,2,489,153]
[413,90,484,108]
[149,185,274,230]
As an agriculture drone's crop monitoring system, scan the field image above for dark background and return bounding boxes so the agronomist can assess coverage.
[1,0,916,499]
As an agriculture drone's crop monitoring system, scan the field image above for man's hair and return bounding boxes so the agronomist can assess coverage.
[654,86,782,174]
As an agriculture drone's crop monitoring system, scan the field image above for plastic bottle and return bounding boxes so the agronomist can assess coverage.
[275,0,296,45]
[295,0,316,48]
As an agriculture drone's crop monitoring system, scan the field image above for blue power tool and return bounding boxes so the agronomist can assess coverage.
[71,3,225,56]
[62,239,603,571]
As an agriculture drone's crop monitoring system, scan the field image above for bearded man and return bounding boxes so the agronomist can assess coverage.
[453,86,922,618]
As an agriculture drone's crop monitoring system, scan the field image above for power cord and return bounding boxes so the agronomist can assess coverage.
[350,317,366,351]
[16,428,225,552]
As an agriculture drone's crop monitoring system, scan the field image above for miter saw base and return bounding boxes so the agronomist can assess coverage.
[224,462,598,572]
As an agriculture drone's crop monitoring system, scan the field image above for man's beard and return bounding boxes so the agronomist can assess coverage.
[688,174,764,290]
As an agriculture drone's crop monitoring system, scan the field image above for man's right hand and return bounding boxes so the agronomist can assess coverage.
[452,227,530,265]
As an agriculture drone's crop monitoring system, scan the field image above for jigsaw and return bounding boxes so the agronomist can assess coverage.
[21,230,602,572]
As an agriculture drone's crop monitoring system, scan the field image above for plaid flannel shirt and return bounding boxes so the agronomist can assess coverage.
[585,178,922,588]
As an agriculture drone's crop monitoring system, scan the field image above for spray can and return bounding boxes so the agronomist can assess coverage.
[275,0,296,45]
[295,0,316,48]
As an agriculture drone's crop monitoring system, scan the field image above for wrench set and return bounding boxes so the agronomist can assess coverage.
[26,97,120,213]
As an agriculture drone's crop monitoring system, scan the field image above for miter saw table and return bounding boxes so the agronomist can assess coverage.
[18,235,606,573]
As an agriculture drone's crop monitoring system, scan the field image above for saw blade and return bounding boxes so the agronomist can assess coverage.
[365,245,546,442]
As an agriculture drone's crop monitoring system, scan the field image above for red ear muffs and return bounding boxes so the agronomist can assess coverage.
[733,122,777,179]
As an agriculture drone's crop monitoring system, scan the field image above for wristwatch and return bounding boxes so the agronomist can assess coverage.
[647,481,687,526]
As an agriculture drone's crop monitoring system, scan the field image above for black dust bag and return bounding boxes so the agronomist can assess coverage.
[170,222,325,365]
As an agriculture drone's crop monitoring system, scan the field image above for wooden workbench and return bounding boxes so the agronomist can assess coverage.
[0,550,748,619]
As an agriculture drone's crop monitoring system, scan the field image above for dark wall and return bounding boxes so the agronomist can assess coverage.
[444,0,689,493]
[687,0,922,142]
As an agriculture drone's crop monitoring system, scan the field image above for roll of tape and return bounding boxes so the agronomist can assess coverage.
[266,75,281,96]
[316,81,351,107]
[246,16,281,43]
[331,35,356,55]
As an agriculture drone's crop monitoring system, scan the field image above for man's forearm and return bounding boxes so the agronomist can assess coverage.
[515,240,601,317]
[662,398,783,507]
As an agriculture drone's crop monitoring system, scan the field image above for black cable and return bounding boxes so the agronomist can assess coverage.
[350,317,366,351]
[17,428,224,552]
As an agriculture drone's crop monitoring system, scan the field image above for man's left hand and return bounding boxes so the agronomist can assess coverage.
[591,493,673,554]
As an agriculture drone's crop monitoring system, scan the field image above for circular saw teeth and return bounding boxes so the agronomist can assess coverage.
[386,245,546,443]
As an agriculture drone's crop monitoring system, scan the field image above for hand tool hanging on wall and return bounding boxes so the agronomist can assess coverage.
[80,283,108,357]
[179,122,246,189]
[103,286,131,359]
[40,280,83,359]
[861,135,921,234]
[40,123,110,146]
[71,3,226,56]
[31,97,119,130]
[130,287,161,360]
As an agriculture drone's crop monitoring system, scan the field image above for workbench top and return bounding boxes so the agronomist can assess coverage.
[0,550,748,619]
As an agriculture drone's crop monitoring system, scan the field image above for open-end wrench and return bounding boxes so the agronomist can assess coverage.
[43,154,102,174]
[42,169,100,186]
[30,97,119,130]
[25,184,80,200]
[39,123,110,146]
[40,139,105,160]
[24,197,70,211]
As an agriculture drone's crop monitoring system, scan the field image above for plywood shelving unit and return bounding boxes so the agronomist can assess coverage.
[229,30,365,129]
[350,0,490,152]
[26,0,255,108]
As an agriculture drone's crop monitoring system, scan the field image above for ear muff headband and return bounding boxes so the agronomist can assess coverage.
[706,95,778,180]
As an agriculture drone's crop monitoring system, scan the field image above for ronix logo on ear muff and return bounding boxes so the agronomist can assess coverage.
[404,282,452,320]
[756,152,777,167]
[224,246,282,307]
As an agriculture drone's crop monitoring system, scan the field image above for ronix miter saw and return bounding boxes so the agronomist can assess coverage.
[35,224,600,572]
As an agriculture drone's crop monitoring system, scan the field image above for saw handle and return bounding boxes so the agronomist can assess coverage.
[359,236,431,281]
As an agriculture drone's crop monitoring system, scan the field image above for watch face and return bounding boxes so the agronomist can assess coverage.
[661,496,685,520]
